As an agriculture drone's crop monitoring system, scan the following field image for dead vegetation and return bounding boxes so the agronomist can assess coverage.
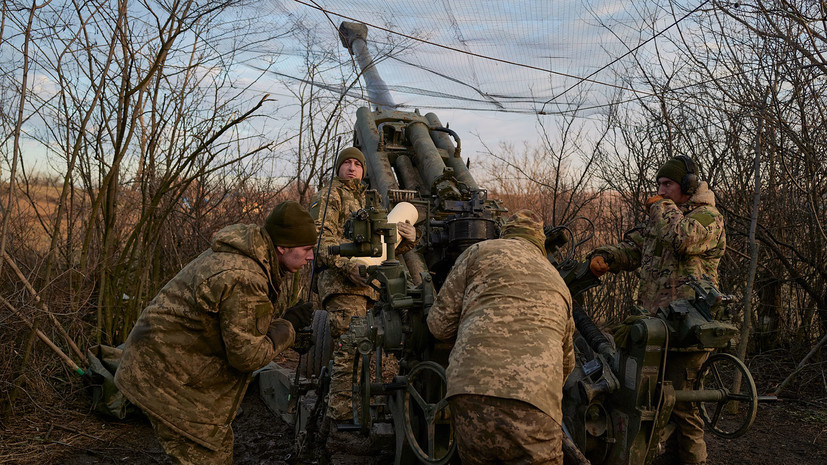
[2,1,827,463]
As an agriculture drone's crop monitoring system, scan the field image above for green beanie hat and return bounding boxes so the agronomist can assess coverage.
[656,157,688,184]
[264,200,317,247]
[501,209,546,255]
[336,147,366,176]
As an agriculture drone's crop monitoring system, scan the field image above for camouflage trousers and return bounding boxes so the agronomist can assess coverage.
[664,350,710,465]
[449,394,563,465]
[324,293,370,421]
[148,414,233,465]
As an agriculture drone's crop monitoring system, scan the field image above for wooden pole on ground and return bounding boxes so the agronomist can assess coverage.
[1,250,87,365]
[0,295,85,376]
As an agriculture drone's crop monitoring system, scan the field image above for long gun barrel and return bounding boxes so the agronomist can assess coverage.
[339,22,396,111]
[308,22,510,465]
[340,21,488,215]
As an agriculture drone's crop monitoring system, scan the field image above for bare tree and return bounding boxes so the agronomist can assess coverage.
[478,102,606,227]
[0,0,304,354]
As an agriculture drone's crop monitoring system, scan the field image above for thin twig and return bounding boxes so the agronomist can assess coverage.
[50,422,104,441]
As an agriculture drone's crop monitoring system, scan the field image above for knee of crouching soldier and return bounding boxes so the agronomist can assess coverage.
[326,309,350,339]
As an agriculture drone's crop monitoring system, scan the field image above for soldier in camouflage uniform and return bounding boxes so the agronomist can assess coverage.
[427,209,575,465]
[308,147,418,423]
[114,201,318,465]
[589,155,726,465]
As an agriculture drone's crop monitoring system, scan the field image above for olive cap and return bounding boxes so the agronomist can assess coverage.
[264,201,317,247]
[335,147,366,176]
[656,157,688,184]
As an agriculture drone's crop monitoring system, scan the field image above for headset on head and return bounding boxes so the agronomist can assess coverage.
[675,155,699,196]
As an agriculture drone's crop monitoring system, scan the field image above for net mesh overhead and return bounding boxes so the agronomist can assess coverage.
[265,0,698,115]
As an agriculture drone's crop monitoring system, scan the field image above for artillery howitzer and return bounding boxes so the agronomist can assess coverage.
[257,20,766,465]
[258,21,506,465]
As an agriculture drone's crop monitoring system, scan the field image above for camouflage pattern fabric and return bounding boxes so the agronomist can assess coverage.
[591,182,723,465]
[309,177,376,303]
[114,224,295,451]
[592,181,725,313]
[324,293,370,420]
[310,177,418,421]
[449,394,563,465]
[149,414,233,465]
[665,351,710,465]
[309,177,418,304]
[501,210,547,255]
[427,235,575,423]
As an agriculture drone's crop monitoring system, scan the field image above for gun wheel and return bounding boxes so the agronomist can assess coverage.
[402,361,456,465]
[695,352,758,438]
[351,352,373,433]
[300,310,332,378]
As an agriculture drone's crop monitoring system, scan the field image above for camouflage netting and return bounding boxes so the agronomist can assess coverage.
[262,0,704,115]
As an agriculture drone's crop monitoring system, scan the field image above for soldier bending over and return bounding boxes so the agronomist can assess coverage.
[115,201,317,465]
[428,210,575,465]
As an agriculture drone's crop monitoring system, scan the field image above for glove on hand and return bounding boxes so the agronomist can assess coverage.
[397,221,416,242]
[282,301,314,331]
[291,329,315,355]
[347,263,367,287]
[589,255,610,277]
[645,195,664,207]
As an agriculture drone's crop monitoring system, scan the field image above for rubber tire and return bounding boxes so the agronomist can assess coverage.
[300,310,333,379]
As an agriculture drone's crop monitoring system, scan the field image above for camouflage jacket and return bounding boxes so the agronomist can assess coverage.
[427,237,575,422]
[114,224,295,450]
[309,177,416,303]
[592,181,726,313]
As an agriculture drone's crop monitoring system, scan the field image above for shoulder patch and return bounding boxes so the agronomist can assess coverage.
[254,301,273,335]
[254,301,273,318]
[690,212,715,227]
[309,201,320,218]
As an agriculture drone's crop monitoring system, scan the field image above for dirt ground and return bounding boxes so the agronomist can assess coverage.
[1,353,825,465]
[3,383,825,465]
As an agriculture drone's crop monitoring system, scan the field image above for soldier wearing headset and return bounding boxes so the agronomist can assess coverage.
[588,155,726,465]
